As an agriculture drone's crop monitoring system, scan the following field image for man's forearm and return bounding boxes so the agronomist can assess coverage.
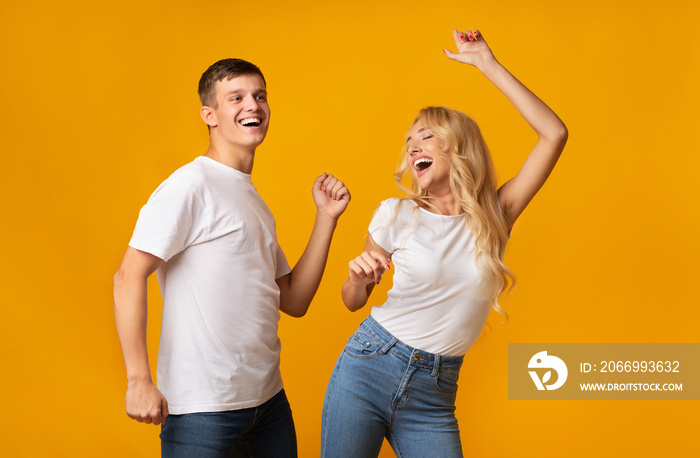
[113,271,153,382]
[279,213,337,317]
[113,247,169,424]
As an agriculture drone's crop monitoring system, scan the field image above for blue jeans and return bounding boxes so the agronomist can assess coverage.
[160,389,297,458]
[322,316,464,458]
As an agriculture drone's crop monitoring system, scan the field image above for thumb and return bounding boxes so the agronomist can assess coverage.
[313,172,328,190]
[443,49,459,61]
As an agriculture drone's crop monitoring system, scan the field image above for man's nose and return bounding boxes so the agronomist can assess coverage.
[244,96,261,111]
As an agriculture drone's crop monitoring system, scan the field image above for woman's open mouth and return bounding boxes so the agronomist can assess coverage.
[414,157,433,173]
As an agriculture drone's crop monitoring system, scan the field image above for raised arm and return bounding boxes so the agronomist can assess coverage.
[277,173,350,317]
[445,29,568,227]
[341,233,391,312]
[113,247,168,425]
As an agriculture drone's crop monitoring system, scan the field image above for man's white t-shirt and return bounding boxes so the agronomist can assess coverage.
[368,198,492,356]
[129,156,291,414]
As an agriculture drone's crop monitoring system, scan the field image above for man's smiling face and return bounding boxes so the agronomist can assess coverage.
[208,74,270,151]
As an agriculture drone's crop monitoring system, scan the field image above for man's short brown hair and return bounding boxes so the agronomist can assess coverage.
[198,58,266,108]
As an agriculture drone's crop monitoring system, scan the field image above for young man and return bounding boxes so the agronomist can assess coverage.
[113,59,350,457]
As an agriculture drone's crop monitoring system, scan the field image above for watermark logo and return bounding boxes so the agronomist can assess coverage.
[528,351,568,390]
[510,344,698,400]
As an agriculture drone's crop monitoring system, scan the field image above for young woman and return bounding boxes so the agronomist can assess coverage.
[321,29,568,457]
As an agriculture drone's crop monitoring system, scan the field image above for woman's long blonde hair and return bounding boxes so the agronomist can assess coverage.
[394,106,514,318]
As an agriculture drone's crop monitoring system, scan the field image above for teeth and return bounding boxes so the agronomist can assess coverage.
[413,157,433,171]
[240,118,261,126]
[414,157,432,166]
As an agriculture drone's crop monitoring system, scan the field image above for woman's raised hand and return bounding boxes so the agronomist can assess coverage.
[444,29,496,69]
[348,251,391,286]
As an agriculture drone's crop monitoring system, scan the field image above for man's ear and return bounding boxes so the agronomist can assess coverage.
[200,106,218,127]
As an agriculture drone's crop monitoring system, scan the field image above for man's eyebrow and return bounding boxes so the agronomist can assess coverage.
[405,127,426,144]
[223,88,267,96]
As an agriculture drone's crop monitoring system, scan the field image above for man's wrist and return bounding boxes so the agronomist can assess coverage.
[127,374,153,385]
[315,211,340,227]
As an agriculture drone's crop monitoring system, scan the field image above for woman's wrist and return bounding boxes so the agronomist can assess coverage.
[475,54,501,75]
[347,276,371,287]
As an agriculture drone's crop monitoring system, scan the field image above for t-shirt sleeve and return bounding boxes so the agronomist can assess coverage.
[129,176,208,262]
[368,199,400,253]
[275,242,292,279]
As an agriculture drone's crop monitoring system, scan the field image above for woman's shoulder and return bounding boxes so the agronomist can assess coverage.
[377,197,417,211]
[370,198,418,228]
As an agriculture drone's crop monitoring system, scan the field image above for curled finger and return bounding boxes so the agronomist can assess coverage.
[322,175,337,194]
[329,179,346,200]
[359,252,384,284]
[352,256,375,282]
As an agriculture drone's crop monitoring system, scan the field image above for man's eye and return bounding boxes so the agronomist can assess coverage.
[255,95,266,101]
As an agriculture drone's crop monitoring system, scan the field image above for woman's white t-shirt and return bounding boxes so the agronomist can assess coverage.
[369,198,492,356]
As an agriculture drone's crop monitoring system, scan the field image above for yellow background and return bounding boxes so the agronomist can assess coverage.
[1,0,698,456]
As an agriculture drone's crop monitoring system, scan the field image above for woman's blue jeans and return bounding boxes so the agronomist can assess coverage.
[321,316,464,458]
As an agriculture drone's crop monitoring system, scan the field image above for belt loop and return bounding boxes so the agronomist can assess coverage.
[379,337,398,354]
[431,354,441,377]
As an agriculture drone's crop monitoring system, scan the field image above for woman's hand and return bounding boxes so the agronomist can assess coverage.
[444,29,496,69]
[341,233,392,311]
[348,251,391,286]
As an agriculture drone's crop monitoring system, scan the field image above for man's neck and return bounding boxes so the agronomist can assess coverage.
[204,141,256,175]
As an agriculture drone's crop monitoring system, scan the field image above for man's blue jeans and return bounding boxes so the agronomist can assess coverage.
[321,315,464,458]
[160,389,297,458]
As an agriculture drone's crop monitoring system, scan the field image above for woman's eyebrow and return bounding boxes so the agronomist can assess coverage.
[406,128,427,144]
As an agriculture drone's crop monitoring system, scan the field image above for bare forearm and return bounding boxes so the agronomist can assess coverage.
[478,58,567,143]
[280,213,337,317]
[341,278,374,311]
[113,272,153,383]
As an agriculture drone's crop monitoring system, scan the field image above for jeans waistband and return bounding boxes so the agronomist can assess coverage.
[360,315,464,375]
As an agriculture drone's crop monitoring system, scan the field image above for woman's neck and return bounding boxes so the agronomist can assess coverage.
[424,191,462,215]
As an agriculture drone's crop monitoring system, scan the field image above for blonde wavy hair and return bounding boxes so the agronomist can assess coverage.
[394,106,515,318]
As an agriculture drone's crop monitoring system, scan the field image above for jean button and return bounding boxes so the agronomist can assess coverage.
[413,354,420,361]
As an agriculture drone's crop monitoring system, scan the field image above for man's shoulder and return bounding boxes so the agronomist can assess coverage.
[159,158,209,190]
[141,158,208,207]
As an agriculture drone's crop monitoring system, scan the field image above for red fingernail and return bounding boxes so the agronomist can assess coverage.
[386,264,391,270]
[468,35,474,40]
[459,35,464,39]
